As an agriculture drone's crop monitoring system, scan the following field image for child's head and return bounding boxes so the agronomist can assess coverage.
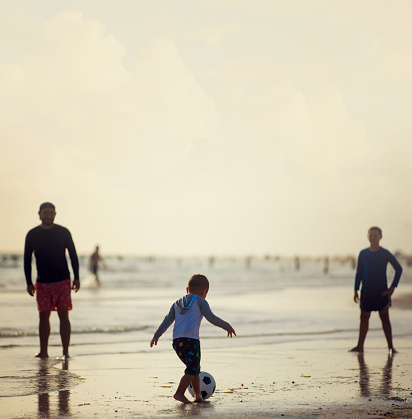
[187,274,209,297]
[367,226,382,243]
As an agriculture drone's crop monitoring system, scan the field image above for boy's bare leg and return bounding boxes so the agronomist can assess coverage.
[192,375,203,402]
[379,308,397,353]
[350,310,370,352]
[57,308,71,357]
[36,311,51,358]
[174,375,193,404]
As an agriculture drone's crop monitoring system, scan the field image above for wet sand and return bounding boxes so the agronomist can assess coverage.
[2,335,412,418]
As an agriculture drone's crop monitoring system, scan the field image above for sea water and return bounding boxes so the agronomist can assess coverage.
[1,254,412,398]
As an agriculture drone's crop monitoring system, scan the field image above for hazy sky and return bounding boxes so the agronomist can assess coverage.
[1,0,412,256]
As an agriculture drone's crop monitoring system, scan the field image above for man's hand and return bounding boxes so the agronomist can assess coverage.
[227,326,236,338]
[26,284,35,296]
[354,290,359,303]
[72,279,80,292]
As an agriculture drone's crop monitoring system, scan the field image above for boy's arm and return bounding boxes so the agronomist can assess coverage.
[354,252,363,292]
[198,299,235,336]
[151,304,175,346]
[387,251,403,288]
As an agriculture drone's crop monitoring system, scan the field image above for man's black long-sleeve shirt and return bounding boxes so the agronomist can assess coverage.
[24,224,80,285]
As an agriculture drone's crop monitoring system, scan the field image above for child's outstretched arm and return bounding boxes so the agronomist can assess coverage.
[149,304,176,348]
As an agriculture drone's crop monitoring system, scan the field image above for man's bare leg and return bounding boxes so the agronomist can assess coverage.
[37,311,51,358]
[57,308,71,357]
[350,310,370,352]
[174,375,193,404]
[379,307,397,353]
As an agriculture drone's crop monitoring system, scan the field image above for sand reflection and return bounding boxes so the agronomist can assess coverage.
[357,353,393,398]
[36,359,71,417]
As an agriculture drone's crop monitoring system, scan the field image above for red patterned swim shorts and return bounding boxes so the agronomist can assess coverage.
[35,279,72,312]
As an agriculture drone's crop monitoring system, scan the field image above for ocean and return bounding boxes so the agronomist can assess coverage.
[1,253,412,401]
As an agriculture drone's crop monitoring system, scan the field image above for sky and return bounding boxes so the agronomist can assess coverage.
[1,0,412,257]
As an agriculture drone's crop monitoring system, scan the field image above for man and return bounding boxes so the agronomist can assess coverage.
[24,202,80,359]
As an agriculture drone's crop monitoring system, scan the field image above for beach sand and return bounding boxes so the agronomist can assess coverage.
[2,336,412,418]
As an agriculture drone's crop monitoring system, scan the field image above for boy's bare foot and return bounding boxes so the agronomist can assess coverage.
[35,352,48,358]
[173,393,192,404]
[349,346,363,352]
[194,393,203,403]
[388,348,398,355]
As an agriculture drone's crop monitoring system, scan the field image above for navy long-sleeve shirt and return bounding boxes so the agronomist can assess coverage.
[354,247,402,295]
[24,224,79,285]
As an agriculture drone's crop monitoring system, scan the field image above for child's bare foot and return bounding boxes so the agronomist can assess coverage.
[173,393,192,404]
[194,393,203,403]
[349,346,363,352]
[388,348,398,355]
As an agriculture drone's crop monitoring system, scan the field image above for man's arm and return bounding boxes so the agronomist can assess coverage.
[66,231,80,280]
[23,233,33,286]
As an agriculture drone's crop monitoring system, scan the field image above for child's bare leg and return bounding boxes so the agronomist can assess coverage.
[173,374,193,404]
[350,310,370,352]
[192,375,203,402]
[379,308,397,353]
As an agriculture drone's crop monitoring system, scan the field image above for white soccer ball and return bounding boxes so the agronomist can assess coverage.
[187,371,216,400]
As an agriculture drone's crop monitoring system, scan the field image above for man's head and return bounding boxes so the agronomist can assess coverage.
[187,274,209,298]
[38,202,56,228]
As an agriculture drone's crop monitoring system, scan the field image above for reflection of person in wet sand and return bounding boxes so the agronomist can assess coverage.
[36,360,71,417]
[356,353,393,398]
[24,202,80,359]
[89,245,106,285]
[350,227,402,354]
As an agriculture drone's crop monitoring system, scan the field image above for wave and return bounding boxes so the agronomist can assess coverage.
[0,325,148,339]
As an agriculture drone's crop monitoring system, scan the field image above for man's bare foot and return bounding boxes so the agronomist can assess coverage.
[173,393,192,404]
[35,352,48,358]
[194,393,203,403]
[349,346,364,352]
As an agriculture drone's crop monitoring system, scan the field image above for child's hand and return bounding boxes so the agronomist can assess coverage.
[150,337,158,347]
[353,290,359,303]
[382,287,395,297]
[227,326,236,338]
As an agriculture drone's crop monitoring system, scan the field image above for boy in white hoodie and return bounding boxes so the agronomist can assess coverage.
[150,274,236,404]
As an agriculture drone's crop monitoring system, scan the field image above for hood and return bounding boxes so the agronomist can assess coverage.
[175,294,199,315]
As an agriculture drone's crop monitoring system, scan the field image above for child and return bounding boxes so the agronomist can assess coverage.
[350,226,402,353]
[150,274,236,404]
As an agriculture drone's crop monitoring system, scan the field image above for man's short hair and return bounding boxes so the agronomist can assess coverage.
[39,202,55,211]
[188,274,209,293]
[368,226,382,236]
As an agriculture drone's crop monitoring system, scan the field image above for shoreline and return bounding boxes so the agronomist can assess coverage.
[2,337,412,418]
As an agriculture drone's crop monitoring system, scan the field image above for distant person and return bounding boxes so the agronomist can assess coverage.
[350,226,402,354]
[89,245,106,285]
[323,256,329,274]
[24,202,80,359]
[150,274,236,404]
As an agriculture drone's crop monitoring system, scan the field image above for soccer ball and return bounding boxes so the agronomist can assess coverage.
[188,371,216,399]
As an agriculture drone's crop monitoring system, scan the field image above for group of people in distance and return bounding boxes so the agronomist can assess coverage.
[24,203,403,403]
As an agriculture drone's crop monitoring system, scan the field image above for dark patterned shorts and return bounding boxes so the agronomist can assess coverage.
[172,338,201,376]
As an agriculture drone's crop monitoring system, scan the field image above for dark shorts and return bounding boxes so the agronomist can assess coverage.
[35,279,72,312]
[360,290,391,312]
[172,338,201,376]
